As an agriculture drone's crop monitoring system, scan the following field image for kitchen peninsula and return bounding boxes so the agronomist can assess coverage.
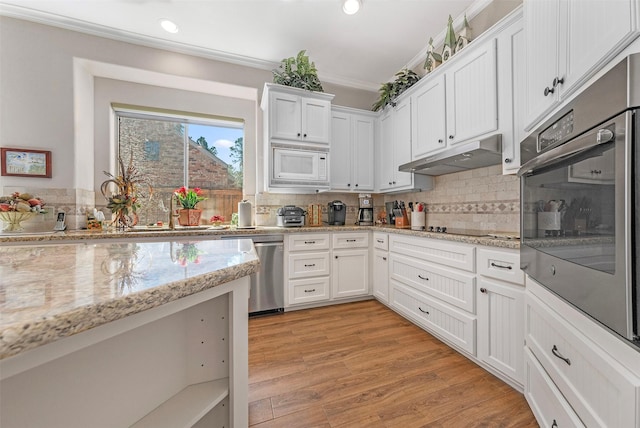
[0,237,259,427]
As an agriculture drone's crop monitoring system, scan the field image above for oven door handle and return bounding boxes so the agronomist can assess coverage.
[517,127,615,176]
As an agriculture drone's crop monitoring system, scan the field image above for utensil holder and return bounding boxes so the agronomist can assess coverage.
[411,212,426,230]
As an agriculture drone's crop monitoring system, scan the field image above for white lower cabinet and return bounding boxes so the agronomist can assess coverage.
[372,248,389,303]
[389,235,478,357]
[525,278,640,428]
[332,232,370,300]
[286,233,332,307]
[476,247,524,386]
[332,248,369,299]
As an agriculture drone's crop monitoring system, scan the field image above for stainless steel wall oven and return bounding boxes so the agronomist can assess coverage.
[519,54,640,350]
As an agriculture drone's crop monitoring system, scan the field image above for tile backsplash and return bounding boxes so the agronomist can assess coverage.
[2,166,519,232]
[254,165,520,232]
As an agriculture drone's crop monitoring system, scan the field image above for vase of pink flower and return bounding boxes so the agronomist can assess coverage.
[210,215,225,227]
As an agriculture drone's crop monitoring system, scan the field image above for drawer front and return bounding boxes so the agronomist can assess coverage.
[288,252,330,279]
[477,248,524,285]
[526,293,640,428]
[332,232,369,249]
[389,254,475,313]
[389,234,475,272]
[289,277,330,305]
[373,232,388,251]
[391,280,476,355]
[288,234,330,251]
[524,348,585,428]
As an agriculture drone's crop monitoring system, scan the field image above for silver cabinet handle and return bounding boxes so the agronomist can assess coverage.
[491,262,512,270]
[504,158,512,164]
[553,76,564,87]
[551,345,571,365]
[418,274,429,281]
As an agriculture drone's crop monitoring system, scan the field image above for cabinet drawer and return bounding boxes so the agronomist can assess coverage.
[391,281,476,355]
[389,235,475,272]
[288,252,330,279]
[332,232,369,249]
[524,348,585,428]
[477,248,524,285]
[526,293,640,428]
[389,254,475,313]
[289,277,330,305]
[373,233,388,251]
[288,234,330,251]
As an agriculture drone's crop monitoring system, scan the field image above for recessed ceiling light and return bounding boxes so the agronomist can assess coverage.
[159,19,179,34]
[343,0,361,15]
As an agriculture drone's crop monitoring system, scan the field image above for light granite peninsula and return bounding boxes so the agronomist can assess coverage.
[0,238,259,428]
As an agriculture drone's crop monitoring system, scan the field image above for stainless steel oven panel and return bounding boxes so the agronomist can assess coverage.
[520,111,636,342]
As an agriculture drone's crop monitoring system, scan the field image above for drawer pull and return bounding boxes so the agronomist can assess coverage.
[304,289,316,293]
[346,239,357,242]
[418,274,429,281]
[304,263,316,267]
[490,262,512,270]
[551,420,558,428]
[376,239,384,243]
[304,241,316,244]
[418,307,429,315]
[551,345,571,365]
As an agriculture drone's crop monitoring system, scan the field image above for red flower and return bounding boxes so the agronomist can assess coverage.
[193,187,202,195]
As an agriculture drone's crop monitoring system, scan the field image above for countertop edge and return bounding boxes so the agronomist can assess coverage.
[0,226,520,249]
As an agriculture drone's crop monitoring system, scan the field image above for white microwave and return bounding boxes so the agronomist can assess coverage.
[271,146,329,188]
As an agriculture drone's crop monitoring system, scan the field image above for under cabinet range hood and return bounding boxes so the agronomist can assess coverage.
[399,135,502,176]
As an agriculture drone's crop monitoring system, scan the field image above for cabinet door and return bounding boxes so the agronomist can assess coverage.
[302,98,331,144]
[477,278,524,385]
[352,114,375,190]
[565,0,638,97]
[446,39,498,145]
[393,98,413,188]
[332,248,369,299]
[270,92,302,141]
[372,249,389,303]
[411,74,447,159]
[524,0,561,130]
[378,109,395,191]
[330,111,352,190]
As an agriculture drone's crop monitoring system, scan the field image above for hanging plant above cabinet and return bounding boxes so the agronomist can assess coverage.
[372,69,421,112]
[272,50,324,92]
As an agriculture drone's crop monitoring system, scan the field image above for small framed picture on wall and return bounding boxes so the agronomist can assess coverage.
[1,147,52,178]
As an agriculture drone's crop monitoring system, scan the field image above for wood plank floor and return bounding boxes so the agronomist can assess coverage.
[248,300,538,427]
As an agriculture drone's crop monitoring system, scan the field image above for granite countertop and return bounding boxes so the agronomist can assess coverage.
[0,225,520,249]
[0,238,259,360]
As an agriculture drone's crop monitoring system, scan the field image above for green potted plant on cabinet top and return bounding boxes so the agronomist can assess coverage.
[372,69,421,112]
[272,50,324,92]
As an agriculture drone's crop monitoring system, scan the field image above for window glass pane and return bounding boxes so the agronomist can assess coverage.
[116,113,243,226]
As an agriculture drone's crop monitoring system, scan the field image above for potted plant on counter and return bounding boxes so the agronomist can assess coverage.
[174,187,206,226]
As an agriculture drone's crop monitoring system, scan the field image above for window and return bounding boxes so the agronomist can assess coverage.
[115,109,244,226]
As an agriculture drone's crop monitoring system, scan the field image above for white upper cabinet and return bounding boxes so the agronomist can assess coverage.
[264,84,333,145]
[411,74,447,159]
[378,99,415,191]
[411,38,498,159]
[446,38,498,145]
[330,107,375,191]
[524,0,639,130]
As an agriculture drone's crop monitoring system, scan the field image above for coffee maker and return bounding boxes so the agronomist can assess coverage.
[357,194,374,226]
[327,200,346,225]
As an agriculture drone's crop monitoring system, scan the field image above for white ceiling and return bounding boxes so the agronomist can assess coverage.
[0,0,492,91]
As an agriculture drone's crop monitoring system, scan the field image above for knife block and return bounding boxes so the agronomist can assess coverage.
[395,215,410,229]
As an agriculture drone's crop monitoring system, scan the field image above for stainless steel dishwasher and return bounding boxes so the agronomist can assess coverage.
[221,234,284,316]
